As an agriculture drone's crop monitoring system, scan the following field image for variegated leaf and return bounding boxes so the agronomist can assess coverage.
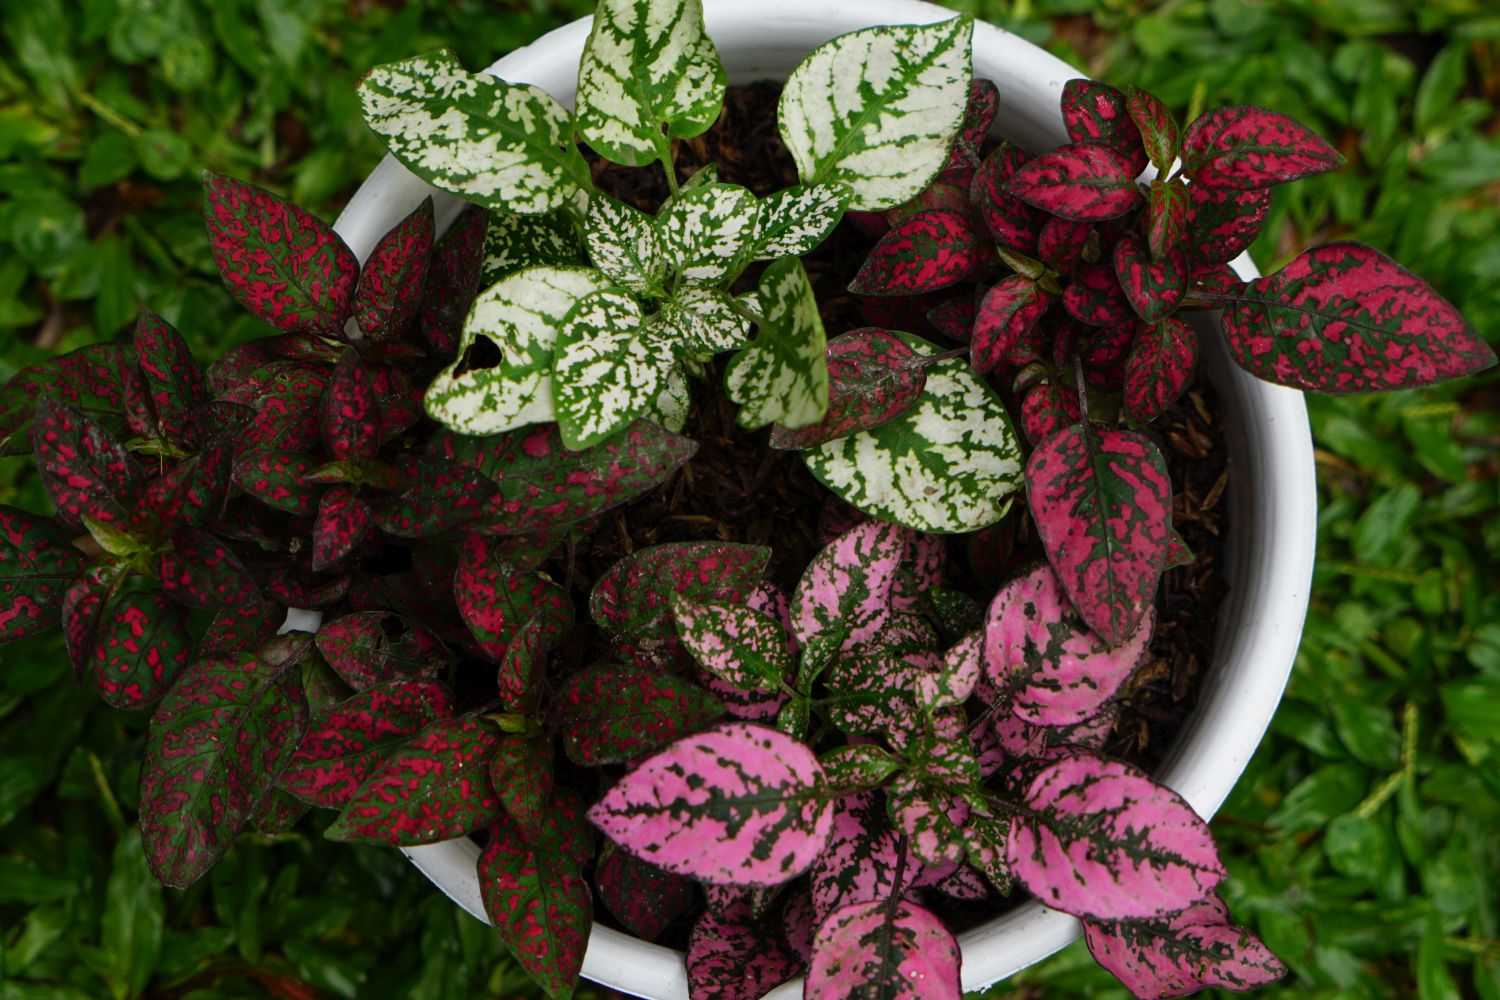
[1006,752,1226,920]
[132,310,210,445]
[820,745,903,794]
[374,457,493,538]
[311,487,372,572]
[1114,231,1187,324]
[354,196,434,341]
[32,398,135,527]
[456,533,570,660]
[888,770,970,868]
[358,50,590,214]
[947,78,1000,171]
[686,895,804,1000]
[597,841,697,943]
[779,18,974,211]
[972,276,1053,373]
[1007,142,1143,221]
[803,331,1023,533]
[790,520,906,649]
[422,204,487,355]
[320,352,382,461]
[1062,79,1148,177]
[769,328,925,450]
[751,183,851,259]
[63,564,123,678]
[591,541,770,641]
[314,611,450,690]
[1182,105,1344,190]
[0,344,128,457]
[158,526,258,610]
[589,722,834,885]
[489,734,553,842]
[481,210,583,286]
[918,631,983,711]
[1146,181,1191,261]
[658,286,751,356]
[92,589,193,710]
[575,0,726,167]
[1064,261,1134,327]
[556,662,724,765]
[1037,216,1092,273]
[1186,184,1270,265]
[726,258,828,430]
[1124,317,1197,424]
[657,183,758,283]
[808,792,902,922]
[824,649,921,740]
[426,266,613,436]
[850,209,981,297]
[808,897,962,1000]
[584,194,668,294]
[1020,382,1082,446]
[972,142,1043,253]
[0,504,83,641]
[673,595,793,692]
[1026,423,1172,645]
[1126,85,1180,176]
[553,288,674,449]
[232,449,319,516]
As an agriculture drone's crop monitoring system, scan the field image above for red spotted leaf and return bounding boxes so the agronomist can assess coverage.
[769,329,927,450]
[590,542,770,642]
[238,370,328,457]
[673,596,793,693]
[202,597,283,656]
[947,79,1000,172]
[327,715,503,844]
[0,344,128,457]
[1020,382,1082,446]
[1192,261,1247,296]
[596,840,698,943]
[143,440,233,527]
[456,533,569,660]
[687,894,804,1000]
[983,565,1153,726]
[1008,143,1143,222]
[488,734,553,843]
[809,792,903,923]
[555,663,724,766]
[140,641,311,886]
[1146,182,1191,261]
[314,611,450,690]
[1025,423,1172,645]
[849,210,981,297]
[0,504,83,641]
[1164,524,1195,570]
[132,310,210,444]
[1062,79,1149,176]
[1217,241,1497,392]
[1114,232,1187,324]
[1186,184,1270,264]
[1182,105,1343,190]
[320,353,382,462]
[354,196,433,341]
[63,564,123,677]
[1038,216,1092,273]
[204,172,358,337]
[808,897,962,1000]
[856,287,952,339]
[971,143,1043,253]
[421,204,488,356]
[1079,321,1140,391]
[158,526,258,609]
[926,294,976,341]
[588,722,834,886]
[93,589,193,709]
[1084,894,1287,998]
[1125,86,1180,174]
[1125,317,1198,423]
[1064,262,1134,327]
[122,366,155,439]
[972,276,1053,373]
[311,487,372,573]
[496,600,575,713]
[1005,752,1226,920]
[375,458,494,538]
[232,449,319,515]
[791,520,907,650]
[32,398,136,527]
[278,679,453,807]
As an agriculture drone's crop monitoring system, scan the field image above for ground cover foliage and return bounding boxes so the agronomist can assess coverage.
[0,0,1496,998]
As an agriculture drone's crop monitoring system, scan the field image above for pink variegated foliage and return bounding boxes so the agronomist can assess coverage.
[807,897,962,1000]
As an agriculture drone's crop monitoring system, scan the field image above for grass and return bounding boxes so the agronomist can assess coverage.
[1,0,1497,997]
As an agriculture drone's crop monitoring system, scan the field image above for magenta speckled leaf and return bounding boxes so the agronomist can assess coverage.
[1182,106,1343,190]
[311,487,372,572]
[791,520,907,649]
[1008,143,1143,222]
[421,204,487,356]
[315,611,449,690]
[1085,894,1286,998]
[1007,752,1225,921]
[597,841,698,943]
[1125,318,1198,424]
[232,449,319,515]
[496,600,574,712]
[824,648,921,740]
[456,533,569,660]
[479,810,592,1000]
[590,542,770,642]
[808,897,962,1000]
[972,276,1053,373]
[1114,231,1187,324]
[0,343,128,457]
[984,564,1152,726]
[320,353,382,462]
[92,589,192,710]
[1038,216,1092,273]
[204,172,358,337]
[918,631,984,711]
[556,663,724,766]
[32,398,135,527]
[202,597,282,656]
[354,196,433,341]
[888,776,971,869]
[279,679,452,808]
[1125,86,1179,174]
[1079,321,1139,391]
[687,895,804,1000]
[1191,262,1247,297]
[488,735,553,842]
[123,365,154,439]
[819,745,902,794]
[327,715,502,844]
[971,143,1043,253]
[926,294,976,342]
[140,641,311,887]
[0,504,83,641]
[143,440,233,527]
[769,329,926,450]
[1164,525,1194,570]
[238,364,328,455]
[375,457,493,538]
[947,79,1000,171]
[158,526,258,609]
[1218,241,1496,392]
[133,310,210,444]
[1020,382,1082,446]
[1026,424,1172,644]
[589,722,833,886]
[674,596,793,693]
[809,792,902,923]
[63,564,121,677]
[1064,262,1134,327]
[1146,182,1191,261]
[1186,185,1270,265]
[849,210,981,297]
[1062,79,1149,176]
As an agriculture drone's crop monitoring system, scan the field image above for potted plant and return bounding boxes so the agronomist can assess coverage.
[0,1,1490,999]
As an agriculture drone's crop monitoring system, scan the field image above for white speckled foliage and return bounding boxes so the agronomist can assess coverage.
[658,183,759,283]
[778,18,974,212]
[585,194,669,295]
[726,259,829,431]
[752,183,852,260]
[554,288,679,449]
[358,50,591,214]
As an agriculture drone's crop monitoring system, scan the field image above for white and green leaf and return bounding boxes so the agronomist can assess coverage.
[643,363,692,433]
[803,331,1022,532]
[659,286,751,356]
[778,19,974,211]
[425,266,613,435]
[575,0,726,167]
[751,183,852,259]
[725,259,829,431]
[481,211,584,286]
[554,288,674,449]
[358,49,591,214]
[658,183,758,284]
[585,194,669,295]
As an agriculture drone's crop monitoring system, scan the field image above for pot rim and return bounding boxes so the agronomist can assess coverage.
[327,2,1317,996]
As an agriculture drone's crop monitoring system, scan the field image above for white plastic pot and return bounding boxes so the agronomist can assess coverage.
[330,2,1318,996]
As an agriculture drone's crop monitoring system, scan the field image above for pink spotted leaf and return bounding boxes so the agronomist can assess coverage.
[1125,317,1198,424]
[1020,382,1082,446]
[1182,105,1344,190]
[962,812,1014,894]
[1007,143,1144,222]
[590,541,770,643]
[32,398,136,527]
[808,897,962,1000]
[132,310,211,445]
[92,589,193,710]
[456,533,570,661]
[158,526,258,609]
[1062,79,1149,176]
[918,631,984,712]
[232,449,319,516]
[1186,185,1271,265]
[597,841,698,943]
[1164,525,1195,570]
[420,204,488,355]
[971,143,1044,253]
[314,611,450,690]
[824,649,922,741]
[0,504,84,641]
[0,343,129,457]
[790,521,907,649]
[769,329,927,450]
[673,595,793,693]
[1038,215,1093,273]
[555,663,724,765]
[1064,262,1134,327]
[320,352,382,462]
[819,744,902,795]
[809,792,903,923]
[311,486,372,572]
[588,722,834,886]
[1125,86,1180,174]
[1115,232,1187,324]
[1146,182,1191,261]
[488,734,553,843]
[972,276,1053,373]
[687,896,804,1000]
[353,196,433,341]
[63,564,123,678]
[849,210,981,297]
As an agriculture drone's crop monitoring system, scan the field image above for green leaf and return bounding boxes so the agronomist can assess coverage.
[657,182,758,283]
[425,266,613,436]
[553,288,674,448]
[481,211,584,287]
[778,18,974,211]
[102,830,163,1000]
[584,194,668,294]
[725,258,828,430]
[803,331,1022,532]
[751,183,851,259]
[659,286,750,356]
[358,49,590,214]
[575,0,726,168]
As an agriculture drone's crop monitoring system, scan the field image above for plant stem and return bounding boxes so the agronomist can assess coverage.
[657,140,680,198]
